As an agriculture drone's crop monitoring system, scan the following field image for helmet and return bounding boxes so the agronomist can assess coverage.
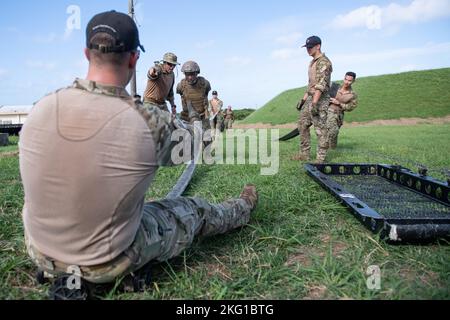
[163,52,180,65]
[181,60,200,73]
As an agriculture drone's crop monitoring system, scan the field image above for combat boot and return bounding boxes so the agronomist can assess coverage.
[314,158,326,164]
[291,154,310,161]
[239,184,258,209]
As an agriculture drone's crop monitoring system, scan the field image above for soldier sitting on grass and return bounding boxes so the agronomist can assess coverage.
[19,10,258,293]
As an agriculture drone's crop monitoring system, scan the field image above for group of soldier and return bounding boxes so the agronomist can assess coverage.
[141,54,235,137]
[293,36,358,164]
[18,11,363,294]
[141,36,357,165]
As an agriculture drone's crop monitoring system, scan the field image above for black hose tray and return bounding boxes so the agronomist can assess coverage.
[305,163,450,243]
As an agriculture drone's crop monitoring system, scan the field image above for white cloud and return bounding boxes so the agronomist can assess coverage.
[333,42,450,64]
[26,60,57,70]
[384,0,450,24]
[33,33,58,44]
[330,0,450,30]
[195,40,215,49]
[271,48,297,60]
[225,56,252,67]
[257,16,305,45]
[275,32,303,46]
[332,5,382,30]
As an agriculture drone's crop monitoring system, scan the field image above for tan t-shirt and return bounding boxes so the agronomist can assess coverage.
[224,109,234,120]
[330,87,358,113]
[143,66,175,105]
[209,98,223,115]
[20,79,159,266]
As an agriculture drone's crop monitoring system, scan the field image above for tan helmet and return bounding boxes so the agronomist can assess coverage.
[181,60,200,74]
[163,52,180,65]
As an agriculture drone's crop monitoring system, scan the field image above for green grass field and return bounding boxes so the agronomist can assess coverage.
[1,124,449,300]
[240,68,450,125]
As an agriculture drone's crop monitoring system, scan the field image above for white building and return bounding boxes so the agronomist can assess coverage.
[0,105,33,125]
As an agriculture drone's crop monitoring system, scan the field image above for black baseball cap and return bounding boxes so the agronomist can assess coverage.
[86,10,145,53]
[212,91,218,95]
[301,36,321,48]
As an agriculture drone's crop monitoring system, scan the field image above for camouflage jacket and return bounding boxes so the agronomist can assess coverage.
[307,53,333,95]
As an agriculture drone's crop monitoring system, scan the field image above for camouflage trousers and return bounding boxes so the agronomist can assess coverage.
[26,196,252,284]
[224,119,234,129]
[297,95,329,161]
[143,101,169,113]
[326,109,344,149]
[210,114,224,132]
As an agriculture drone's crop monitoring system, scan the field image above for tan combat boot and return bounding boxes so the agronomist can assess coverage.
[314,158,326,164]
[239,184,258,209]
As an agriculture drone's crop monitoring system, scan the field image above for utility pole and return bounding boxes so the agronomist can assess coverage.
[128,0,137,96]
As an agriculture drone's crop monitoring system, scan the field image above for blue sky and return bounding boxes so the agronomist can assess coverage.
[1,0,450,109]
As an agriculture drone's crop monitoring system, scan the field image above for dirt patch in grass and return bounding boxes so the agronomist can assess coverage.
[235,116,450,129]
[345,115,450,127]
[399,267,441,288]
[285,248,313,268]
[304,284,328,300]
[285,236,348,270]
[319,234,348,258]
[204,262,233,281]
[0,151,19,158]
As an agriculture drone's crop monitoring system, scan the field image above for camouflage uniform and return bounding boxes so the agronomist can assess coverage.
[22,79,254,284]
[326,87,358,149]
[298,54,333,162]
[176,77,211,132]
[224,109,235,129]
[209,97,224,131]
[26,196,253,284]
